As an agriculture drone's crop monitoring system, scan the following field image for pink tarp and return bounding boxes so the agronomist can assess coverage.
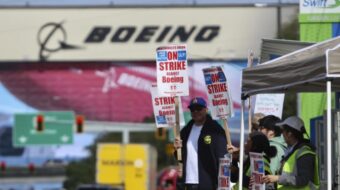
[0,62,242,122]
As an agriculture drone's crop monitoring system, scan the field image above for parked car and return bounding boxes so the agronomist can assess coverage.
[157,166,178,190]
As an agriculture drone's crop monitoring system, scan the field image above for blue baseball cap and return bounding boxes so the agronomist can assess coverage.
[188,97,207,109]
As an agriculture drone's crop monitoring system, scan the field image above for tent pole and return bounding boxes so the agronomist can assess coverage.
[239,100,246,190]
[327,81,332,190]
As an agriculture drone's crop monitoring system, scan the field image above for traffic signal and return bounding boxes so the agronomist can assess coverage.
[36,114,44,132]
[155,128,167,140]
[0,161,6,173]
[76,115,84,133]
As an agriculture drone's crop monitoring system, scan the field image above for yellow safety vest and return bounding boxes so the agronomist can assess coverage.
[277,145,320,190]
[233,157,271,190]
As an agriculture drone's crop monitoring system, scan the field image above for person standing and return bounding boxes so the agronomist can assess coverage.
[262,116,320,189]
[259,115,287,174]
[251,112,265,132]
[228,131,277,190]
[174,97,227,190]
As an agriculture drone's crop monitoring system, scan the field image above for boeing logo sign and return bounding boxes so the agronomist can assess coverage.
[2,8,275,61]
[84,26,220,43]
[38,24,220,61]
[37,22,82,61]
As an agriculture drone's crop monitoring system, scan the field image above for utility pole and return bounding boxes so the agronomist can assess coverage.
[277,0,282,38]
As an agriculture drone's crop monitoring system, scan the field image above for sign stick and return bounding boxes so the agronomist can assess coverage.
[174,96,183,176]
[174,96,181,160]
[247,50,254,132]
[156,45,188,178]
[222,118,232,146]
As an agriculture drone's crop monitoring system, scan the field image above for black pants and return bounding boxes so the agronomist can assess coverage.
[185,184,199,190]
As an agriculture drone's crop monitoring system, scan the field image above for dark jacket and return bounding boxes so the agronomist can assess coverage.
[177,114,227,190]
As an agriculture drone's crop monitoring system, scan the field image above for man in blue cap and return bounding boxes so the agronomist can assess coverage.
[174,97,227,190]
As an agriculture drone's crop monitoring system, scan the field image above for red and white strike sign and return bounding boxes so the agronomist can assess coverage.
[250,152,265,190]
[203,66,234,119]
[218,155,232,190]
[156,45,189,97]
[150,84,185,128]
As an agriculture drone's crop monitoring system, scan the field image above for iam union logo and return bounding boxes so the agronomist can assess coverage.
[37,21,82,61]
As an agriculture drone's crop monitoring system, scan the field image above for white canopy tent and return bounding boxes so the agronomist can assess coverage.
[240,36,340,190]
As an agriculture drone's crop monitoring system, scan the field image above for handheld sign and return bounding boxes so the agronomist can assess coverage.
[250,152,265,190]
[203,66,233,146]
[254,94,285,119]
[150,84,185,128]
[218,155,232,190]
[156,45,189,97]
[203,66,233,119]
[156,45,189,175]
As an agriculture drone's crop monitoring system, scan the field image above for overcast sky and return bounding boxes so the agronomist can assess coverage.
[0,0,299,6]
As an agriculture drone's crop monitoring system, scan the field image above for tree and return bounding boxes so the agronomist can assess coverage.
[280,16,299,118]
[280,17,299,40]
[63,157,96,189]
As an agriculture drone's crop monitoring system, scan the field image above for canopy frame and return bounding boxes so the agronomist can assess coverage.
[240,36,340,190]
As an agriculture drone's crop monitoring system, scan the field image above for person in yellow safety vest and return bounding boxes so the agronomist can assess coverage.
[228,131,277,190]
[262,116,320,190]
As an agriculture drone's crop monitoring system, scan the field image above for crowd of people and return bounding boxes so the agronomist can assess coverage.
[173,97,320,190]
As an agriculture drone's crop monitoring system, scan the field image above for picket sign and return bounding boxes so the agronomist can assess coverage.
[249,152,265,190]
[202,66,234,147]
[155,44,189,176]
[150,84,185,128]
[218,154,232,190]
[202,65,236,190]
